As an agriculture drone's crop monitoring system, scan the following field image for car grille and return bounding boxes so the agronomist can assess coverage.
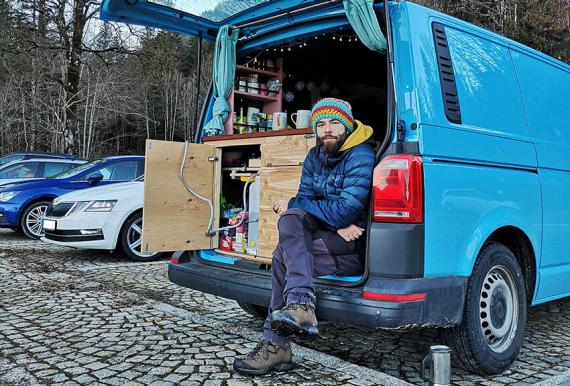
[46,202,74,218]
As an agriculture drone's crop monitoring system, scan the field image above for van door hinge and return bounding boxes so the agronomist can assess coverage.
[208,156,218,163]
[397,120,405,142]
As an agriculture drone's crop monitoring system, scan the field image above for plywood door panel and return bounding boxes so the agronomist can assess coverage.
[261,134,315,167]
[142,139,220,253]
[257,166,303,258]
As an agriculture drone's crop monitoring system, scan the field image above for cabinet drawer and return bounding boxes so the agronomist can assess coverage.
[261,134,315,167]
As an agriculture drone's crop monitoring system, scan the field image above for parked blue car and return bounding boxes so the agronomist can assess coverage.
[0,156,144,239]
[0,151,78,166]
[101,0,569,375]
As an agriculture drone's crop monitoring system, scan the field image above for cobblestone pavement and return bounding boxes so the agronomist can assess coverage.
[2,230,570,386]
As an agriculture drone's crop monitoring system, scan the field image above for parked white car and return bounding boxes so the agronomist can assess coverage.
[41,178,161,261]
[0,158,86,185]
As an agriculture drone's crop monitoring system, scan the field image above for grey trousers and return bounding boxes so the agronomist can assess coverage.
[263,208,364,346]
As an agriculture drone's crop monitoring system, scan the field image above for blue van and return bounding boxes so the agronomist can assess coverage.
[101,0,570,375]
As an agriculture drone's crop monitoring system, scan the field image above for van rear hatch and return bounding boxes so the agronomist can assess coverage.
[100,0,340,39]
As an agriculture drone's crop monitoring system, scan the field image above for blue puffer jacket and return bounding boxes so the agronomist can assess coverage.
[288,121,376,230]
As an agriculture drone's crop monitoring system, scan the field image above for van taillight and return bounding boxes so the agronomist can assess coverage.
[372,154,423,223]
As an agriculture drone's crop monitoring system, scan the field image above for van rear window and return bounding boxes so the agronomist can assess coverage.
[149,0,269,22]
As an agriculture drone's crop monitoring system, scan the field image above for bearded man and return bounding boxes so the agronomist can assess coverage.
[234,98,376,375]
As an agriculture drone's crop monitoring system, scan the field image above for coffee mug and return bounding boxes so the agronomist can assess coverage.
[272,112,287,130]
[291,110,311,129]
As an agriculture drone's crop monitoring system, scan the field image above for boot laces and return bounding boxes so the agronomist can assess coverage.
[285,303,310,312]
[246,340,279,360]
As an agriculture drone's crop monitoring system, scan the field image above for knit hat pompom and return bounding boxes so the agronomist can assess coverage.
[311,98,355,133]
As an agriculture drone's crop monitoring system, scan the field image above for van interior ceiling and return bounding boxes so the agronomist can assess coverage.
[238,29,388,142]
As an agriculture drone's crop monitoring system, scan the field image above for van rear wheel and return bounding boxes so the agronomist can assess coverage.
[441,242,527,375]
[237,302,268,320]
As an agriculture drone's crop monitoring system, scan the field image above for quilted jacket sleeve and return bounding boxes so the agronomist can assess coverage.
[289,145,375,229]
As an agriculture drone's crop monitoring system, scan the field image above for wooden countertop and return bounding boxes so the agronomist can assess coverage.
[203,128,313,142]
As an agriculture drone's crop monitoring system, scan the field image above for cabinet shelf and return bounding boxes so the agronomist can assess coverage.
[236,64,279,78]
[234,90,280,102]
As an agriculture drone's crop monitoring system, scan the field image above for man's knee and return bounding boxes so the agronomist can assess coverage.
[277,208,309,231]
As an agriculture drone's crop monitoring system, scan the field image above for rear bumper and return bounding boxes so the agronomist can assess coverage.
[168,258,467,329]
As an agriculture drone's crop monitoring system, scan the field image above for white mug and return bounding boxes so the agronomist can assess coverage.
[291,110,311,129]
[272,112,287,130]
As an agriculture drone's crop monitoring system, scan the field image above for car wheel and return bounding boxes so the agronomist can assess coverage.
[237,301,268,320]
[120,212,163,262]
[441,242,527,375]
[20,201,50,239]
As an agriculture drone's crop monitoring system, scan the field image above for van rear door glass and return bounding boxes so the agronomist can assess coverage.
[148,0,269,22]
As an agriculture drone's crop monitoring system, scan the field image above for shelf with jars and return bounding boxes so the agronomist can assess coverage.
[224,58,284,136]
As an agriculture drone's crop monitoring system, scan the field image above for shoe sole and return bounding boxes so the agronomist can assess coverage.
[271,316,320,340]
[233,361,295,376]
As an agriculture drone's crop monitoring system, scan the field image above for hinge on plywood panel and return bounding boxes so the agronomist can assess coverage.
[208,156,218,162]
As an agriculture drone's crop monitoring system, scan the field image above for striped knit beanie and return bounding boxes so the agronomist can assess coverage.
[311,98,355,134]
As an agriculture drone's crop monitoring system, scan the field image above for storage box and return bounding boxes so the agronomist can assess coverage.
[248,158,261,168]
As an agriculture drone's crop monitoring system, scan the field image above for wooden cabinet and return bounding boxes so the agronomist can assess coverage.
[142,131,312,260]
[261,133,315,167]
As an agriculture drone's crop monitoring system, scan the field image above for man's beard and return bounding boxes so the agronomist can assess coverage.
[317,131,348,154]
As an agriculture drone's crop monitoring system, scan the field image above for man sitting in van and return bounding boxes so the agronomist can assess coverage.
[234,98,376,375]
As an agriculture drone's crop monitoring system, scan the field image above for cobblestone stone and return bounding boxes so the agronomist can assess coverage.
[2,230,570,385]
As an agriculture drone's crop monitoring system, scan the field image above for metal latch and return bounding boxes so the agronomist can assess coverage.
[208,156,219,163]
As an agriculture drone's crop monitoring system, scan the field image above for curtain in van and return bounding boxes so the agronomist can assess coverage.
[203,25,240,136]
[343,0,387,53]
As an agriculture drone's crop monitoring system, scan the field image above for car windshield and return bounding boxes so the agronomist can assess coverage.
[50,159,103,179]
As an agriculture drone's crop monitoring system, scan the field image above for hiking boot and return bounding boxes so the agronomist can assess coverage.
[270,303,320,339]
[233,340,294,375]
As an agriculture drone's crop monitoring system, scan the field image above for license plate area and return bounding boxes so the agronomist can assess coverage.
[43,219,56,231]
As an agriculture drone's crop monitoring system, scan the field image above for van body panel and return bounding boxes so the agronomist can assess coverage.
[510,49,570,300]
[390,2,421,141]
[421,125,537,169]
[422,160,542,278]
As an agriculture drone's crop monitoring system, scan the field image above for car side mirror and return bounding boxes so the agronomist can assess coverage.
[87,172,103,185]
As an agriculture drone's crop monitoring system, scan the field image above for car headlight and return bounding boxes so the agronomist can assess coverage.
[85,200,117,212]
[67,201,90,215]
[0,191,20,202]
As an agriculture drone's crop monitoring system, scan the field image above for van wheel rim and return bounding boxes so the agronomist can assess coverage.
[127,218,155,258]
[479,265,518,353]
[26,205,47,236]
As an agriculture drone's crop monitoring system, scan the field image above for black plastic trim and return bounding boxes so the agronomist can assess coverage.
[44,229,104,242]
[381,141,420,157]
[368,222,424,278]
[432,22,462,124]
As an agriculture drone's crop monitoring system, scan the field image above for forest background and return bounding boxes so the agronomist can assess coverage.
[0,0,568,158]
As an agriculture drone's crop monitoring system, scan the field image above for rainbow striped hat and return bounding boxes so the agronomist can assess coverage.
[311,98,355,133]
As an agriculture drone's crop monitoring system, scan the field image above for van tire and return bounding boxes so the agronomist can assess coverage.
[237,302,268,320]
[441,242,527,375]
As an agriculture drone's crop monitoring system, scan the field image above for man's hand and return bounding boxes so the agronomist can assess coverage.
[273,199,289,216]
[337,224,364,242]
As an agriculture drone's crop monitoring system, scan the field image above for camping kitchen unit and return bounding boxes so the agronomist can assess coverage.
[101,0,570,375]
